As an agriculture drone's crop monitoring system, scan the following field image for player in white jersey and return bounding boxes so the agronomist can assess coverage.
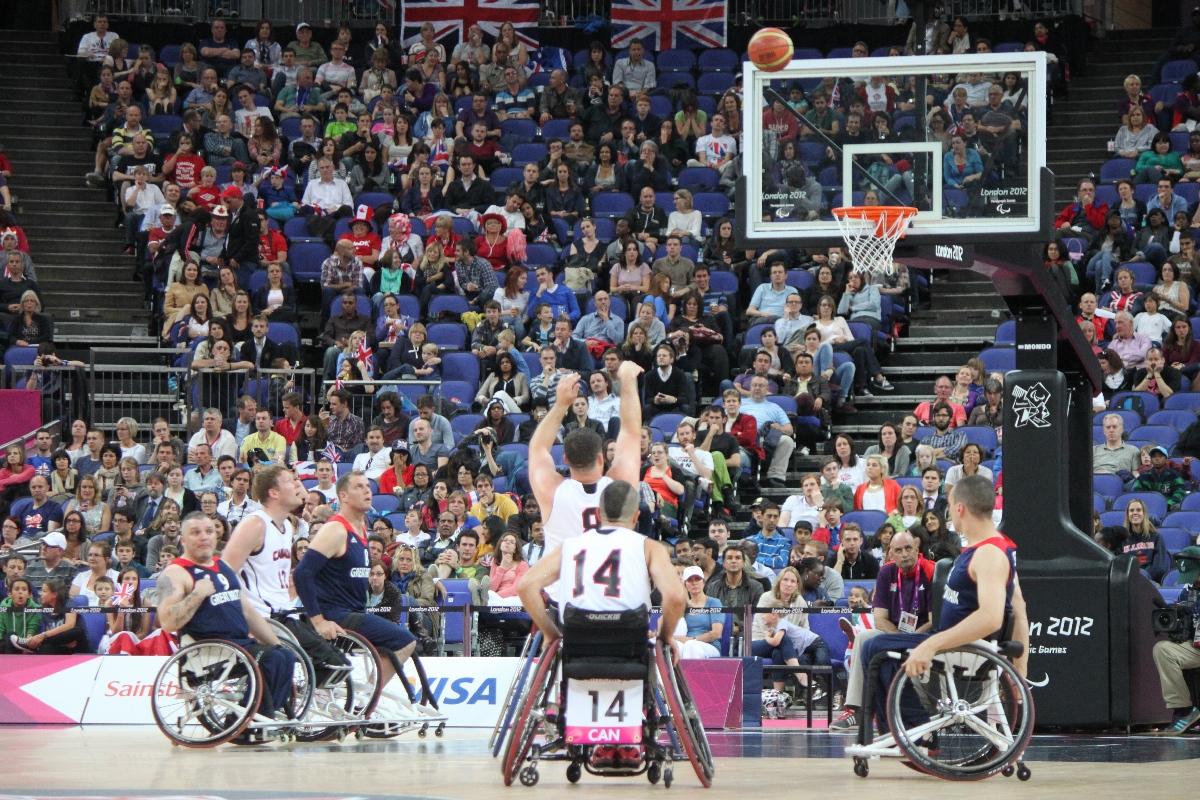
[518,480,684,647]
[223,465,350,686]
[530,361,645,552]
[222,464,305,616]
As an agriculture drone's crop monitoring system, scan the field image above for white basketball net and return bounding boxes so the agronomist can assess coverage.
[831,207,917,276]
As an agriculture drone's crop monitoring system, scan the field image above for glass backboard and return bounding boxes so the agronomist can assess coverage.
[737,51,1048,248]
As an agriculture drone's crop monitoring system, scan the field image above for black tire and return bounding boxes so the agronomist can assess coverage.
[654,641,714,787]
[501,638,561,786]
[294,631,383,742]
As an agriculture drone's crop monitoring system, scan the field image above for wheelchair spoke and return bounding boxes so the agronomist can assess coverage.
[960,711,1017,750]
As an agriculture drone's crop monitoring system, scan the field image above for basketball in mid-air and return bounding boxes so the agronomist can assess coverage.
[748,28,794,72]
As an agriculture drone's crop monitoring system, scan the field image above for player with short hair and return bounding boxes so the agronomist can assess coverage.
[156,512,296,727]
[856,475,1029,717]
[293,470,439,722]
[529,361,644,552]
[518,480,685,768]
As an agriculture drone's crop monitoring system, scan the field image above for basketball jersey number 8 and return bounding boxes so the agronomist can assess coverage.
[582,507,600,533]
[572,548,621,598]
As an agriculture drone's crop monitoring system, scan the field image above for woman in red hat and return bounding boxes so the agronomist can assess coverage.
[475,211,510,271]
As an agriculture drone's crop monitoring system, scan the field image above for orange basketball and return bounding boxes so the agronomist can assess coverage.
[748,28,794,72]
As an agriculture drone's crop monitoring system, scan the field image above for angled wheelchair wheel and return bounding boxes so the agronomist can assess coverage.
[501,637,561,787]
[886,644,1034,781]
[294,631,383,742]
[269,619,315,722]
[654,642,715,788]
[151,640,263,748]
[492,631,542,758]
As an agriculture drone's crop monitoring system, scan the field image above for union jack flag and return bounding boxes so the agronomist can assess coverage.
[322,442,342,463]
[400,0,540,51]
[112,582,134,605]
[611,0,727,51]
[355,340,376,377]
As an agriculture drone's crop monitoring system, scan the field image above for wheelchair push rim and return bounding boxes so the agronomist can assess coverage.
[151,640,263,748]
[293,630,384,742]
[886,643,1035,781]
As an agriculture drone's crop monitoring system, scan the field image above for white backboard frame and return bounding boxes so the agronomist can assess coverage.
[740,50,1048,246]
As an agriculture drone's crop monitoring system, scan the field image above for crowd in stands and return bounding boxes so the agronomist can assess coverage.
[0,11,1185,725]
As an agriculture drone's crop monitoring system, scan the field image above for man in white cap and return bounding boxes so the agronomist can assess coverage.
[288,22,327,68]
[24,531,75,585]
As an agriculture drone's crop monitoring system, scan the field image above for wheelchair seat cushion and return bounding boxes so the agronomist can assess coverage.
[561,605,651,678]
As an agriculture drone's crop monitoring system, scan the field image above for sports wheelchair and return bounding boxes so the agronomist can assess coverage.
[494,608,715,788]
[844,639,1034,782]
[151,619,446,747]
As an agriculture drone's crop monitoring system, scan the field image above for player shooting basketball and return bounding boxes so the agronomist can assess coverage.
[528,360,645,551]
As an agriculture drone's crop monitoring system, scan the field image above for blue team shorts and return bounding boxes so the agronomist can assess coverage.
[338,611,417,653]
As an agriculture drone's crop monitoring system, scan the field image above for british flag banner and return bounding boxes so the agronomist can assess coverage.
[610,0,727,51]
[400,0,540,51]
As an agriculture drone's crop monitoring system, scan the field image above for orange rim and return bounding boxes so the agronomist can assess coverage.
[832,205,919,238]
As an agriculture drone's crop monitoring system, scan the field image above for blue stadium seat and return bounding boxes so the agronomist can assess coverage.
[541,119,572,140]
[147,114,182,145]
[827,46,854,58]
[1131,425,1179,448]
[428,295,470,318]
[785,269,814,291]
[1099,510,1126,528]
[441,352,480,385]
[267,322,299,349]
[355,191,393,212]
[697,72,734,94]
[1096,408,1143,430]
[697,48,738,72]
[501,118,537,144]
[650,413,685,440]
[708,270,738,295]
[958,426,999,455]
[657,48,697,72]
[283,216,322,243]
[693,192,730,221]
[1093,493,1108,513]
[426,322,467,350]
[438,381,475,410]
[524,243,558,268]
[807,613,850,668]
[1163,511,1200,533]
[1149,410,1196,430]
[160,44,182,66]
[1112,492,1169,523]
[977,347,1015,374]
[1182,493,1200,511]
[744,323,772,347]
[994,319,1016,345]
[372,494,401,514]
[792,47,823,61]
[1162,59,1198,84]
[678,166,720,192]
[1099,158,1135,184]
[511,142,548,167]
[450,413,484,440]
[285,242,330,281]
[592,193,634,219]
[1093,473,1124,499]
[490,166,523,190]
[844,510,887,533]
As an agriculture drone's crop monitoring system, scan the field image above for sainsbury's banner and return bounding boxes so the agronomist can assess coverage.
[2,655,743,729]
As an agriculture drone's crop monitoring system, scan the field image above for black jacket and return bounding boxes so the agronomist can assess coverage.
[443,177,493,213]
[225,205,261,265]
[239,335,288,369]
[622,204,668,239]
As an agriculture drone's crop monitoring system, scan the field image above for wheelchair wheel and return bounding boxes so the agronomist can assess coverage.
[294,631,383,742]
[151,640,263,748]
[501,637,561,787]
[886,644,1034,781]
[269,619,315,722]
[654,641,715,788]
[492,631,541,758]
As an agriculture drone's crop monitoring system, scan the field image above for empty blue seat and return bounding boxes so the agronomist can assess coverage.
[427,322,468,350]
[428,295,470,318]
[693,192,730,221]
[289,242,331,281]
[994,319,1016,345]
[1099,158,1135,184]
[677,166,719,192]
[1163,59,1198,84]
[511,142,548,167]
[697,72,734,94]
[697,48,738,72]
[442,352,480,385]
[977,347,1015,374]
[1149,410,1196,431]
[1160,527,1196,553]
[592,193,634,219]
[501,118,537,144]
[1093,473,1125,499]
[657,48,696,72]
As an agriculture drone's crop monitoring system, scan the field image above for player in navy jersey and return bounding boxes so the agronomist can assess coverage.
[294,471,420,693]
[855,475,1029,722]
[156,512,296,719]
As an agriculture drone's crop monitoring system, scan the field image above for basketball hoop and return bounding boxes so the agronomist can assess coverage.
[831,206,918,276]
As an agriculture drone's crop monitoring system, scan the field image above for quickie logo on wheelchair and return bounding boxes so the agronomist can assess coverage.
[563,679,643,745]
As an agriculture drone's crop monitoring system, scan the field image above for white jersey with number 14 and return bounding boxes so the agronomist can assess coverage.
[557,526,652,620]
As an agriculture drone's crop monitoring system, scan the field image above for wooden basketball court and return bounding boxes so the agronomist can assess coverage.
[1,726,1194,799]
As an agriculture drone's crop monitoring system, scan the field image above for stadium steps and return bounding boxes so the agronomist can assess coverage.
[1047,27,1174,208]
[0,29,147,328]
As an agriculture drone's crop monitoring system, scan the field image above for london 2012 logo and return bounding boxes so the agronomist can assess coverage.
[1011,382,1051,428]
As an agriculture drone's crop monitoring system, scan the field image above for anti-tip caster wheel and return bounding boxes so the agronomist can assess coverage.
[853,757,869,778]
[1002,765,1015,777]
[647,762,661,784]
[336,728,347,743]
[567,761,582,783]
[418,724,428,738]
[519,765,540,786]
[663,766,673,788]
[354,728,365,740]
[435,722,445,737]
[1017,763,1032,782]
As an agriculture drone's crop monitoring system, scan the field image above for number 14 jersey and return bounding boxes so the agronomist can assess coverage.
[557,526,652,620]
